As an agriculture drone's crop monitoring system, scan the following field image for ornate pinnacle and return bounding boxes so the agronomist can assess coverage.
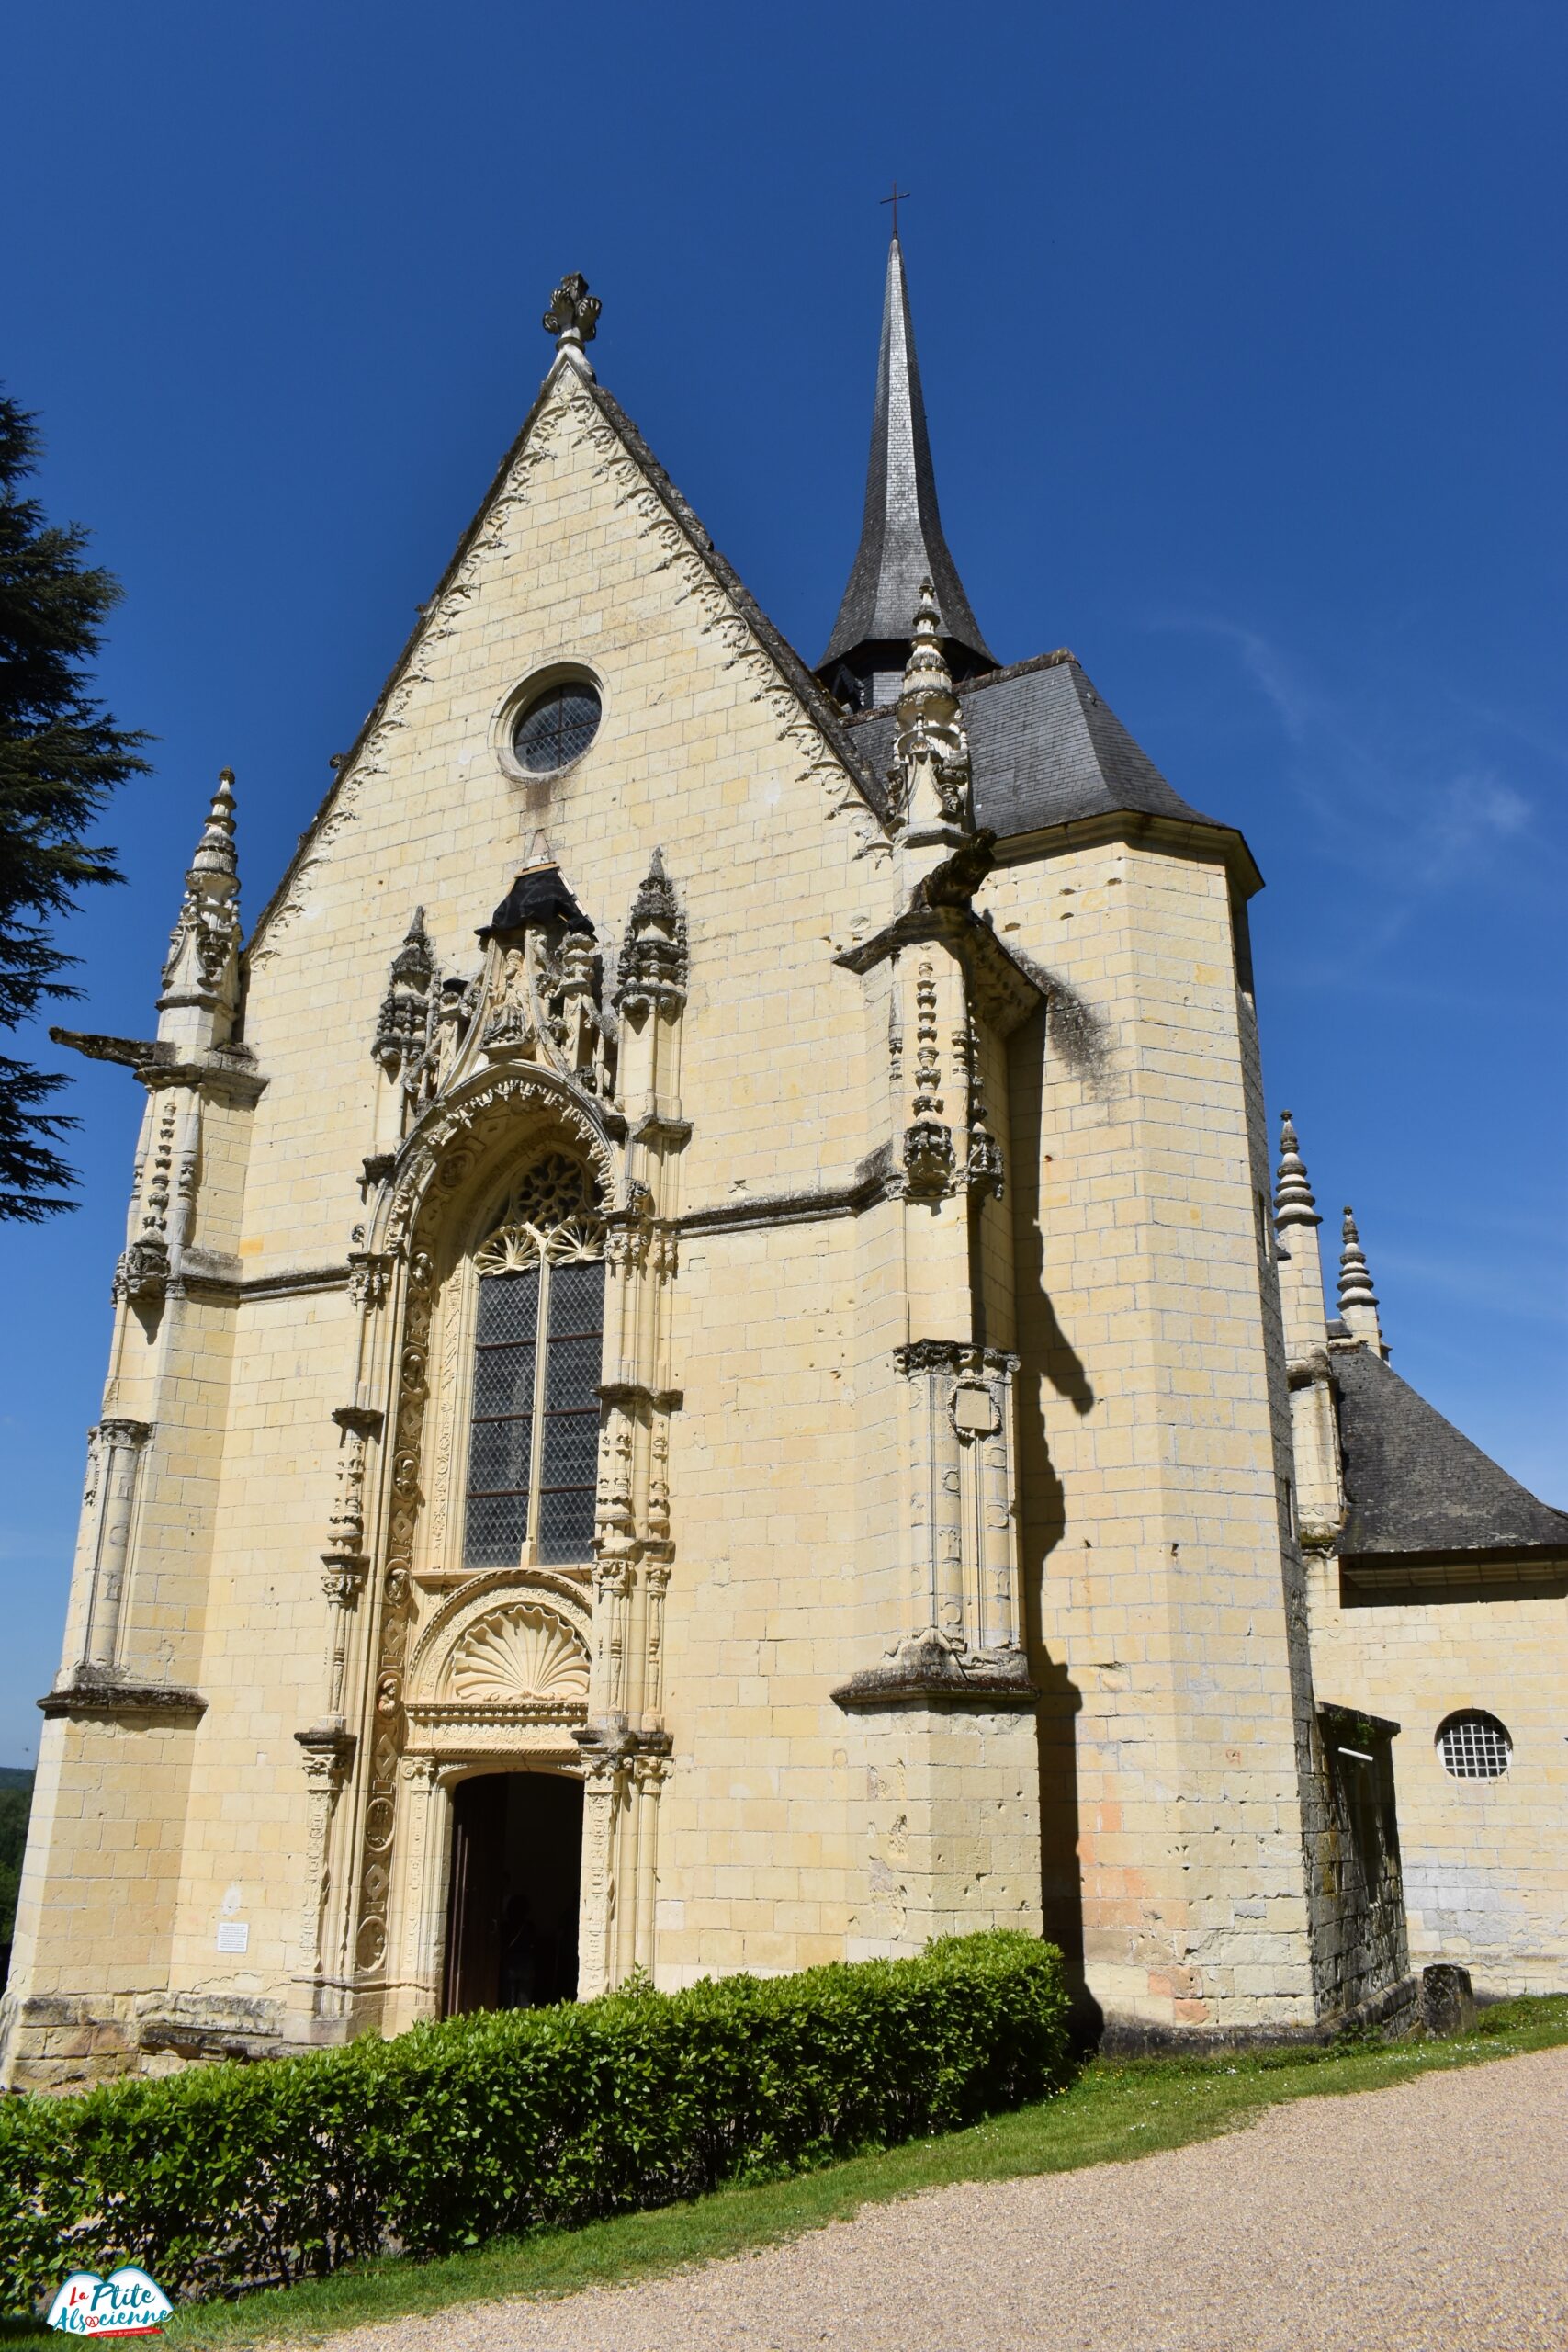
[543,272,601,367]
[389,906,433,985]
[890,581,971,835]
[897,581,957,727]
[1274,1110,1321,1231]
[1338,1206,1380,1315]
[158,768,242,1038]
[190,768,238,883]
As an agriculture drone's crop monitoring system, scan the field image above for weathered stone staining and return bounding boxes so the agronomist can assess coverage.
[6,247,1565,2093]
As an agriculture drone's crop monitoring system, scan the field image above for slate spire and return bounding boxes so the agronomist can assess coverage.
[818,234,995,710]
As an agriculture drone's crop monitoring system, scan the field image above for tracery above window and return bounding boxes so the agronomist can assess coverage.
[472,1153,606,1276]
[464,1154,605,1573]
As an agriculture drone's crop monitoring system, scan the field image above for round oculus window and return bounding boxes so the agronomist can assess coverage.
[511,680,602,774]
[1436,1711,1511,1781]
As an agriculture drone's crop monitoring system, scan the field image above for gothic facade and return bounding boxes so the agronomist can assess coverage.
[5,251,1564,2087]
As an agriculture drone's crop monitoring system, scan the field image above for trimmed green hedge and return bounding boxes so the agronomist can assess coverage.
[0,1930,1069,2311]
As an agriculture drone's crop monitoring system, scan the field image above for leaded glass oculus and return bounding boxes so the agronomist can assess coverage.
[511,681,602,774]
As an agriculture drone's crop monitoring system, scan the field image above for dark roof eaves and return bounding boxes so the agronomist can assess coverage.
[988,805,1266,898]
[1340,1542,1568,1572]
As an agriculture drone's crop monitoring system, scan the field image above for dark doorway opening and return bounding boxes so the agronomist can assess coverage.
[443,1771,582,2016]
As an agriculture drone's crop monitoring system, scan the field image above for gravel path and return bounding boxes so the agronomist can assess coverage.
[322,2047,1568,2352]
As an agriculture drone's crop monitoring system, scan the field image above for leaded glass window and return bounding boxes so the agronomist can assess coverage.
[512,682,602,773]
[463,1159,604,1570]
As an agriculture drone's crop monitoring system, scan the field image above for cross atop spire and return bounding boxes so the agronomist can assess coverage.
[818,233,995,711]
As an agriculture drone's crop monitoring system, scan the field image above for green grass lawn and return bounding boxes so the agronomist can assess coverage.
[6,1994,1565,2351]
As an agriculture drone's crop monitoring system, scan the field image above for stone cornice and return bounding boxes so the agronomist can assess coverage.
[679,1155,900,1237]
[832,1636,1037,1713]
[39,1670,207,1722]
[989,807,1265,900]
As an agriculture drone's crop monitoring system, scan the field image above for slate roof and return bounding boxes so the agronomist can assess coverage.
[819,233,994,681]
[1335,1342,1568,1559]
[482,863,593,939]
[847,651,1225,843]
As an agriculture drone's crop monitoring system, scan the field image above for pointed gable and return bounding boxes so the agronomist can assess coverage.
[246,350,888,966]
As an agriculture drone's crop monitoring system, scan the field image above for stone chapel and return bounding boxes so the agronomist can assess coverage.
[5,245,1564,2088]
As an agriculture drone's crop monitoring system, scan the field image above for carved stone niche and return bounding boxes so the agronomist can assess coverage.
[445,1604,590,1708]
[403,1575,593,1758]
[833,1340,1034,1712]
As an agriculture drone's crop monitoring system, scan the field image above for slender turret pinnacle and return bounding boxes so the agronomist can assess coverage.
[818,235,994,711]
[1273,1111,1330,1362]
[157,768,242,1049]
[1338,1206,1386,1354]
[890,581,974,846]
[1274,1111,1321,1234]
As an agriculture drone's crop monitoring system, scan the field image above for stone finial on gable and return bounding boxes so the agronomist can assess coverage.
[158,767,242,1050]
[543,272,601,377]
[1338,1205,1386,1355]
[1274,1111,1321,1234]
[890,581,973,844]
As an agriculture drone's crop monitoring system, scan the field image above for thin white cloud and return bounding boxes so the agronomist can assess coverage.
[1147,612,1551,972]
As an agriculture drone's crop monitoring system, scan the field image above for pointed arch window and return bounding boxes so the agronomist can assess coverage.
[464,1155,605,1569]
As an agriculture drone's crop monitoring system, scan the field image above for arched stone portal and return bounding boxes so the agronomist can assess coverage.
[444,1770,584,2014]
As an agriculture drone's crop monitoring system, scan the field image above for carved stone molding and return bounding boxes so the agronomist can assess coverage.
[39,1669,206,1723]
[375,1067,616,1260]
[830,1341,1028,1707]
[832,1629,1035,1712]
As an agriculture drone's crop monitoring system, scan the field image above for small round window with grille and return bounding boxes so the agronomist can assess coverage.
[1437,1711,1512,1781]
[511,680,602,773]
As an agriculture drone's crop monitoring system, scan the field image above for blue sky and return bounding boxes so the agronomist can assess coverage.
[1,0,1563,1763]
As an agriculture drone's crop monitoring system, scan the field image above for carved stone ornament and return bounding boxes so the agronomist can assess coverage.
[444,1605,591,1706]
[113,1233,171,1304]
[615,850,689,1020]
[374,909,434,1081]
[543,271,601,354]
[159,770,242,1027]
[888,584,973,836]
[903,1118,955,1200]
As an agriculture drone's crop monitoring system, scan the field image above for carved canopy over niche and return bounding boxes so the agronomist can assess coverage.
[442,1603,590,1706]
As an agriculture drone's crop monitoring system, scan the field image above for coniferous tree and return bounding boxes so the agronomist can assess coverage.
[0,393,149,1219]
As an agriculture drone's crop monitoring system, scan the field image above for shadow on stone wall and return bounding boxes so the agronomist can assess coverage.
[1010,1005,1100,2041]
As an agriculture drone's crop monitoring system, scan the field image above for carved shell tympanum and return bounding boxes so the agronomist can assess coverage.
[444,1604,590,1706]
